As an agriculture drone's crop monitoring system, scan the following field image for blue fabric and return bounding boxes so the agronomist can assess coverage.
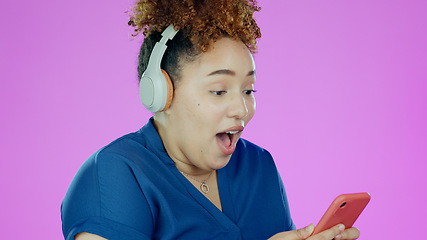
[61,118,295,240]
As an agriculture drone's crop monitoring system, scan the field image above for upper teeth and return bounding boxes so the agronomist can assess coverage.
[226,131,239,134]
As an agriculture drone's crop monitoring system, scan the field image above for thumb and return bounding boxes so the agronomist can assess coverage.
[304,224,315,235]
[268,224,315,240]
[295,224,315,239]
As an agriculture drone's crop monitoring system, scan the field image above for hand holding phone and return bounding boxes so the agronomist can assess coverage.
[312,192,370,236]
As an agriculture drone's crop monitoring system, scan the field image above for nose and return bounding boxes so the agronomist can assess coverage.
[228,93,248,119]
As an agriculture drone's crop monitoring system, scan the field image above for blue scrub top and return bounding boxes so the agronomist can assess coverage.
[61,118,295,240]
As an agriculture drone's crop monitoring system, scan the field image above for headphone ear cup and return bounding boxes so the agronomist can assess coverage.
[160,69,174,111]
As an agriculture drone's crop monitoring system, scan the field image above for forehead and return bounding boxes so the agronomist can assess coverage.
[183,37,255,78]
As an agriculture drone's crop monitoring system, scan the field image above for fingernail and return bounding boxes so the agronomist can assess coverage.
[338,224,345,231]
[305,224,314,233]
[335,234,342,240]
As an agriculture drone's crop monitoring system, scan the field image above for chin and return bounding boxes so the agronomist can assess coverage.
[210,155,232,170]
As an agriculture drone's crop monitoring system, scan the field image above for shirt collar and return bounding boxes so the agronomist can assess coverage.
[138,117,176,165]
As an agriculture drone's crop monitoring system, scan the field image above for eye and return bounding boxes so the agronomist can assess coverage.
[210,91,227,96]
[243,90,257,95]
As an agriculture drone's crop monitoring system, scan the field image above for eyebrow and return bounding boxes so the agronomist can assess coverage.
[207,69,256,77]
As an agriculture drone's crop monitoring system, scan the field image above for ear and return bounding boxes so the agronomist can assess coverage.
[160,69,174,112]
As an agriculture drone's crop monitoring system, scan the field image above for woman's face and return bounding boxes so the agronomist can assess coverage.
[156,37,256,173]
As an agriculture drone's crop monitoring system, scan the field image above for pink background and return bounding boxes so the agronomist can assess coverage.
[1,0,426,239]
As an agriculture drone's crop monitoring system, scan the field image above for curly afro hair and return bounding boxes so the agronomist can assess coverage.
[128,0,261,84]
[128,0,261,53]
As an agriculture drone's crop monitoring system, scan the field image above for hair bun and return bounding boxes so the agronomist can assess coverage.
[129,0,261,53]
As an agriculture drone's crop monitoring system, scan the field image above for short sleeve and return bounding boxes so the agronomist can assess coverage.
[61,151,153,240]
[277,171,296,231]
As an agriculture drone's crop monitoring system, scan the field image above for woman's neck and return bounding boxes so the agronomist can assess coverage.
[152,116,214,177]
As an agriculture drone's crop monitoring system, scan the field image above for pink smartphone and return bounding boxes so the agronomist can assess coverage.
[312,192,371,235]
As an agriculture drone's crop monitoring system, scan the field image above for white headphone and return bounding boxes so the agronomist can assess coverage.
[139,25,179,112]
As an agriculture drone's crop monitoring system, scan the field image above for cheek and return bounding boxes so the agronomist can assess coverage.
[246,97,256,123]
[175,92,201,118]
[200,99,229,115]
[184,98,220,131]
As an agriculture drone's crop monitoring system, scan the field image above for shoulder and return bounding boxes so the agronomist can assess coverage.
[237,138,273,156]
[225,138,278,183]
[93,118,169,168]
[90,122,165,171]
[63,128,158,205]
[233,138,275,166]
[62,124,159,240]
[96,130,147,159]
[65,131,149,190]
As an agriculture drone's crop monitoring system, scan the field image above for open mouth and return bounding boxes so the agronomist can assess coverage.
[217,131,239,146]
[216,130,241,155]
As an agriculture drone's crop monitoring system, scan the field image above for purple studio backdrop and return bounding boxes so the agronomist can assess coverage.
[1,0,426,239]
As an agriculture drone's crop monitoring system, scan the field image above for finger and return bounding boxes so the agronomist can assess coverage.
[339,227,360,240]
[301,224,315,238]
[289,224,315,239]
[310,224,345,240]
[269,224,315,240]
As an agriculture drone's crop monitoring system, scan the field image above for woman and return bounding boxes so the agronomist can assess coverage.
[61,0,361,239]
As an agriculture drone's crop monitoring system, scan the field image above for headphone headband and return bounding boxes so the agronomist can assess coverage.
[160,25,179,43]
[145,25,179,72]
